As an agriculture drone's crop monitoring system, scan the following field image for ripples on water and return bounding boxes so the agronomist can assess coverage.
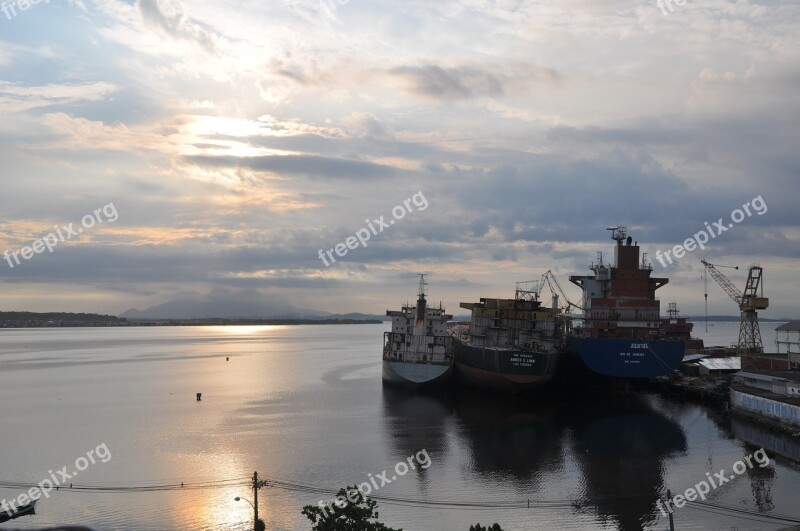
[0,323,798,530]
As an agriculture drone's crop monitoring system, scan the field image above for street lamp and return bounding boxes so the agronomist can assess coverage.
[234,496,254,509]
[235,493,265,531]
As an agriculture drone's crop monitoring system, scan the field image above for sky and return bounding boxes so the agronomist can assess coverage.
[0,0,798,318]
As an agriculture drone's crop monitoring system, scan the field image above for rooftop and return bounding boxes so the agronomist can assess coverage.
[698,357,741,371]
[732,382,800,407]
[737,370,800,384]
[682,353,709,363]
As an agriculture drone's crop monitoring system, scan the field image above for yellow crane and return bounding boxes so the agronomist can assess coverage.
[701,260,769,360]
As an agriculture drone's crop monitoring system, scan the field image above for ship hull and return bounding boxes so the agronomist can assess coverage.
[382,360,452,387]
[565,337,685,378]
[453,339,558,394]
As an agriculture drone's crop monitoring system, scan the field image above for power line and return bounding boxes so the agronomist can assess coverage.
[3,474,800,526]
[0,477,251,493]
[688,500,800,525]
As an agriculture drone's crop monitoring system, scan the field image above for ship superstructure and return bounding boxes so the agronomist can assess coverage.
[565,227,686,378]
[382,275,454,387]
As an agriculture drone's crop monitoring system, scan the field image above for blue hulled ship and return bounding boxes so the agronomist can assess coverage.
[565,227,689,379]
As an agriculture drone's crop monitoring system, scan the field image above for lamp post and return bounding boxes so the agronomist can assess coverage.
[236,472,268,531]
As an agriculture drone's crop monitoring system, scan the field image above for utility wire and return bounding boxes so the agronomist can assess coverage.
[3,475,800,525]
[688,500,800,525]
[0,477,250,493]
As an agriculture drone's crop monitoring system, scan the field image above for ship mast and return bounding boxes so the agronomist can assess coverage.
[415,274,428,331]
[418,273,428,300]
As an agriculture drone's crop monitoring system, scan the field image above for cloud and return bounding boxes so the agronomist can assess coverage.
[136,0,220,53]
[0,82,118,114]
[340,112,391,139]
[41,112,175,152]
[389,62,563,101]
[1,0,799,316]
[186,154,400,180]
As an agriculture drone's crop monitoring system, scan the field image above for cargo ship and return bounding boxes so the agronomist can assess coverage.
[450,283,566,393]
[382,275,454,387]
[564,226,688,379]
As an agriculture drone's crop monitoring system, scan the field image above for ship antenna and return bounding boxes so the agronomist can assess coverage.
[606,226,627,245]
[703,266,708,332]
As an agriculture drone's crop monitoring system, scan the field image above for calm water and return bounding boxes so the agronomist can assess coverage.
[692,320,788,351]
[1,323,799,531]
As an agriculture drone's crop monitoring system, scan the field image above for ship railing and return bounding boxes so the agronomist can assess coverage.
[382,352,453,365]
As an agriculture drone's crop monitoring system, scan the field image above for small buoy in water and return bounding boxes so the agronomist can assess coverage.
[226,357,229,361]
[196,392,202,401]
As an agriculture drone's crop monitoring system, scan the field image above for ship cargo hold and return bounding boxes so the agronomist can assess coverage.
[450,284,566,394]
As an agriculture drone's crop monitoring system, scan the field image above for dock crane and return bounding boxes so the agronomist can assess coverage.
[539,270,583,318]
[700,260,769,360]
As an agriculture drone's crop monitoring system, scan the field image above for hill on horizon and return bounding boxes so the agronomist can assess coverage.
[120,290,387,320]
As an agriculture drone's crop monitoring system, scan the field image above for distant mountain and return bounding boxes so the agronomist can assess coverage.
[121,290,327,320]
[270,311,389,321]
[328,312,390,321]
[685,315,794,322]
[120,291,388,321]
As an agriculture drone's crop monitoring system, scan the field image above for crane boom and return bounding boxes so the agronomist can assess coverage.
[540,270,582,313]
[700,260,769,358]
[701,260,743,305]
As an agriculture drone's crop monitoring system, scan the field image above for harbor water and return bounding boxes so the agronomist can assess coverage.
[1,322,799,530]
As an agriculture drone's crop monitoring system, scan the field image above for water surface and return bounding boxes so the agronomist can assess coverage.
[1,323,798,530]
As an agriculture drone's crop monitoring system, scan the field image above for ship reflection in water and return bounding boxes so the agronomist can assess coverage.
[568,398,686,531]
[383,387,689,530]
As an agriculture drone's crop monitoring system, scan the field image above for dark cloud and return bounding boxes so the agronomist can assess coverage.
[137,0,219,53]
[389,63,562,101]
[186,154,400,180]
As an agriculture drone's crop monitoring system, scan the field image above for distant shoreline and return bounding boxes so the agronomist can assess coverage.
[126,318,384,326]
[1,310,793,328]
[0,311,383,328]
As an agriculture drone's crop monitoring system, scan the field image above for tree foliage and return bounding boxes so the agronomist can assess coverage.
[302,485,401,531]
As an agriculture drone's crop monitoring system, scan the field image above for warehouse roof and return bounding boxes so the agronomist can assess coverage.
[776,321,800,332]
[698,357,741,371]
[682,353,709,363]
